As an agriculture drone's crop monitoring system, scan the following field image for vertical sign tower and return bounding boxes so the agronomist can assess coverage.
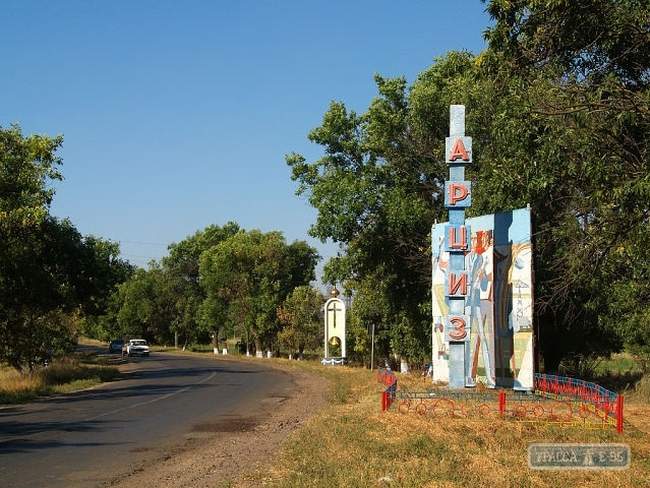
[444,105,472,388]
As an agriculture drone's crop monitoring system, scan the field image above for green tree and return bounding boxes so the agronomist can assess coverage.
[200,230,318,356]
[1,126,132,370]
[113,265,174,343]
[474,0,649,370]
[287,74,448,366]
[277,285,323,359]
[163,222,240,347]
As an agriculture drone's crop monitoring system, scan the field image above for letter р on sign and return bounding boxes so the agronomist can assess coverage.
[444,181,472,207]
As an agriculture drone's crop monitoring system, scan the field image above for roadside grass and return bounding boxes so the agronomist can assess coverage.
[222,359,650,488]
[146,349,650,486]
[0,358,119,404]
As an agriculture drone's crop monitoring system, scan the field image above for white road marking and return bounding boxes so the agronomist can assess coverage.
[84,371,217,421]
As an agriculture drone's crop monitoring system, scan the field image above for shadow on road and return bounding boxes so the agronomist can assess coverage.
[0,438,124,454]
[0,418,125,438]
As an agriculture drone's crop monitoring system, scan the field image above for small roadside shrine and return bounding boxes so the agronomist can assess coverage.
[322,287,346,366]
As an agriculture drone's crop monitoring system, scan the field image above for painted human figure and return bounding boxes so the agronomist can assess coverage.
[432,233,449,360]
[468,231,495,387]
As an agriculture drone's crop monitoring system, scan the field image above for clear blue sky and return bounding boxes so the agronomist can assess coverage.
[1,1,491,277]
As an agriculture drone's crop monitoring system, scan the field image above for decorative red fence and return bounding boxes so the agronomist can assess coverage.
[377,368,397,412]
[534,373,624,433]
[379,373,625,434]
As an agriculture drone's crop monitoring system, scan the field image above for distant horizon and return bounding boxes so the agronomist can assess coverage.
[1,0,491,280]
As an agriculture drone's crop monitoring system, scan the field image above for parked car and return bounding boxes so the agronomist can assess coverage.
[126,339,150,356]
[108,339,124,354]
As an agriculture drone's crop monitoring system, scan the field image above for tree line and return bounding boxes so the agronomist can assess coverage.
[287,0,649,373]
[0,125,323,371]
[94,223,322,358]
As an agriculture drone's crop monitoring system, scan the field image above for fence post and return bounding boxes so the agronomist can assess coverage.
[499,390,506,417]
[616,395,624,434]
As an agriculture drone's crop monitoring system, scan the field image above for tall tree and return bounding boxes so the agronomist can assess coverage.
[200,230,318,355]
[1,126,132,370]
[277,285,323,359]
[113,265,174,343]
[162,222,240,346]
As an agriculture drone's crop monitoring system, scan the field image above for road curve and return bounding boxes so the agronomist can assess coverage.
[0,352,294,488]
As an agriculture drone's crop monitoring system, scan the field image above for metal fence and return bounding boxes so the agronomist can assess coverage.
[534,373,624,433]
[378,373,625,434]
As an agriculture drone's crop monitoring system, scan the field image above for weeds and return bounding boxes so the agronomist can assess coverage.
[244,360,650,488]
[0,358,119,404]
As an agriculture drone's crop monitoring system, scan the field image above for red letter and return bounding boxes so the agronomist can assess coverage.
[448,226,467,250]
[448,182,469,205]
[448,272,468,296]
[448,317,467,340]
[449,138,469,161]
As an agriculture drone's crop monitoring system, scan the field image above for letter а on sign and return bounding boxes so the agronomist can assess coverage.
[445,136,472,164]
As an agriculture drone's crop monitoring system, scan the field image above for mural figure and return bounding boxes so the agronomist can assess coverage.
[432,207,535,390]
[467,230,495,387]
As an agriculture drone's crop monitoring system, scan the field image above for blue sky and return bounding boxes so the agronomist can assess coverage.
[1,1,490,277]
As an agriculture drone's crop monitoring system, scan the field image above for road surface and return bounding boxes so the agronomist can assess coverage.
[0,352,294,487]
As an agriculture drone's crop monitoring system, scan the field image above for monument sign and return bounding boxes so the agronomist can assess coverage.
[432,105,535,390]
[444,105,472,388]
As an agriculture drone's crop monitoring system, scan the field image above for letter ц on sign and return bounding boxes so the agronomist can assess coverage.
[445,225,470,251]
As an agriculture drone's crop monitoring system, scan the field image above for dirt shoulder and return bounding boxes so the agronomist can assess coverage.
[109,354,329,488]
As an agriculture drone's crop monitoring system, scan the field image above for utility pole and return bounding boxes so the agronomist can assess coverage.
[370,323,375,371]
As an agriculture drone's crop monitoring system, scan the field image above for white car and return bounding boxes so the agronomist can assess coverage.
[126,339,150,356]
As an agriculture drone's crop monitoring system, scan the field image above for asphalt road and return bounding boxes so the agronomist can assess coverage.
[0,352,294,487]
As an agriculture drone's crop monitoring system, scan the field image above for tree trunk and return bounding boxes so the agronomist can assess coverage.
[539,311,562,373]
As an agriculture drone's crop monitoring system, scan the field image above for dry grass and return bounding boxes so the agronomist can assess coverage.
[229,362,650,488]
[0,358,119,404]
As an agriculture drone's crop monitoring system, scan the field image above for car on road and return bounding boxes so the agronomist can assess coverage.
[108,339,124,354]
[126,339,150,356]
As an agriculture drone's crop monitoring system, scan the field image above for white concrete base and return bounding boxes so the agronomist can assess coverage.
[222,348,228,355]
[213,348,219,355]
[256,350,263,358]
[266,350,272,358]
[400,358,409,374]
